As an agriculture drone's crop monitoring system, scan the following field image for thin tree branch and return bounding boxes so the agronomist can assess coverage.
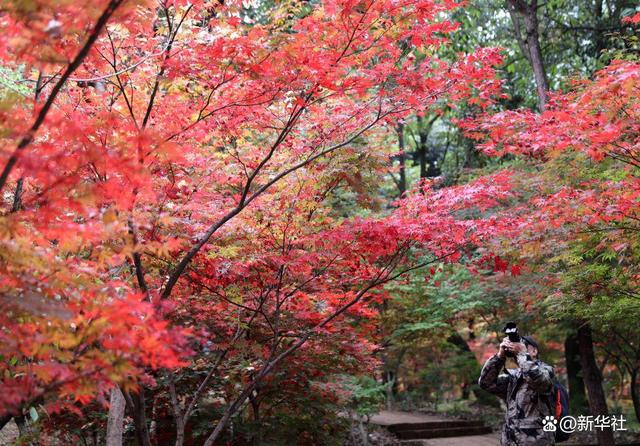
[0,0,126,193]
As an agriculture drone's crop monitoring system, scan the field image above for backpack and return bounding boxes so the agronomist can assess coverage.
[549,381,571,442]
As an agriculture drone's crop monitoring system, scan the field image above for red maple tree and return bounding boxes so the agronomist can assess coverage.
[0,0,506,442]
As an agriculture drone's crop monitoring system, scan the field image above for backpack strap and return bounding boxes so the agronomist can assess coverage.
[543,380,556,415]
[555,386,562,418]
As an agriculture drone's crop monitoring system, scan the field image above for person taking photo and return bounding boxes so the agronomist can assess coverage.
[478,335,556,446]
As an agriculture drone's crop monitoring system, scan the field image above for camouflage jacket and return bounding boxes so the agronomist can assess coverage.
[478,352,556,446]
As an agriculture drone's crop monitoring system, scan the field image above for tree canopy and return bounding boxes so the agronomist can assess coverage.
[0,1,639,445]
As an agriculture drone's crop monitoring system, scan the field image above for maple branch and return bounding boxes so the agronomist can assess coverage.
[159,107,397,301]
[106,29,139,128]
[177,347,229,430]
[201,248,457,445]
[5,366,104,417]
[0,0,125,194]
[179,305,265,431]
[187,276,262,313]
[239,92,312,205]
[173,234,354,430]
[163,89,281,144]
[242,109,400,210]
[128,217,150,297]
[163,51,277,142]
[57,43,172,84]
[142,4,193,129]
[10,73,43,214]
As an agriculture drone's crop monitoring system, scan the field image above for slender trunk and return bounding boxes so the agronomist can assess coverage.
[396,123,406,195]
[417,116,427,179]
[358,417,369,446]
[461,381,470,400]
[169,380,186,446]
[11,73,42,213]
[565,333,589,414]
[631,368,640,424]
[592,0,605,61]
[126,389,153,446]
[577,323,615,446]
[506,0,549,111]
[174,422,185,446]
[384,370,395,410]
[415,115,439,180]
[448,332,472,399]
[204,383,257,446]
[106,388,126,446]
[506,2,532,65]
[249,392,261,446]
[384,346,406,409]
[11,178,24,212]
[425,153,440,178]
[447,332,499,407]
[521,1,549,110]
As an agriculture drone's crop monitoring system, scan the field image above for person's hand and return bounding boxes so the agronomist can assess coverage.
[498,338,526,359]
[498,338,510,359]
[509,340,526,354]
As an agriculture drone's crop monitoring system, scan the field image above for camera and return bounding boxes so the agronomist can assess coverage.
[503,321,520,342]
[503,321,520,357]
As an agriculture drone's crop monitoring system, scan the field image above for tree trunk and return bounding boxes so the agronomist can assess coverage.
[506,0,550,110]
[448,332,472,399]
[385,370,394,410]
[631,368,640,424]
[592,0,606,60]
[249,392,262,446]
[106,388,126,446]
[358,417,369,446]
[169,378,186,446]
[577,323,615,446]
[521,1,549,110]
[417,116,428,179]
[397,123,406,195]
[416,115,440,179]
[174,420,185,446]
[565,333,589,414]
[126,389,153,446]
[447,332,499,407]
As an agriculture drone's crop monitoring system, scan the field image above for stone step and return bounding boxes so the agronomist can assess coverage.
[388,420,485,433]
[394,426,493,440]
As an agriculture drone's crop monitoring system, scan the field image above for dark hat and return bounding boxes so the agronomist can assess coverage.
[521,335,539,350]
